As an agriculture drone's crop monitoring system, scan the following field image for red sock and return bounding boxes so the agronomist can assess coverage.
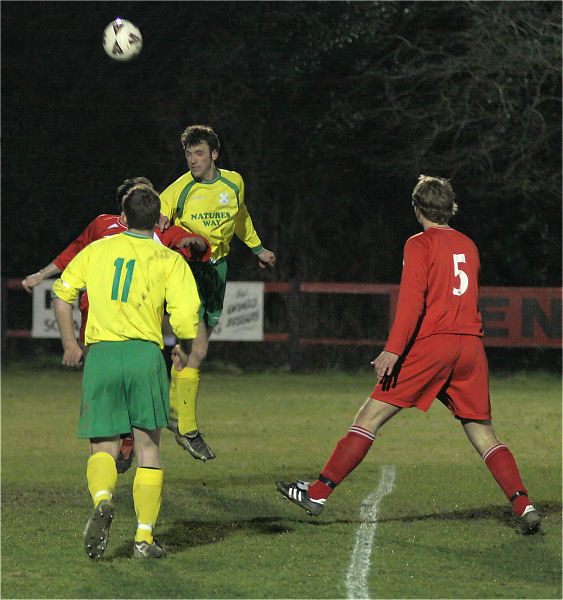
[308,426,375,500]
[120,436,134,459]
[483,443,531,516]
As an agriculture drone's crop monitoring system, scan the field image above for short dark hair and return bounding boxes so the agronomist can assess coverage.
[122,184,160,230]
[116,177,154,210]
[412,175,458,224]
[180,125,220,153]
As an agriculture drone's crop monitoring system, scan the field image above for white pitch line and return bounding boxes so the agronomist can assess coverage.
[345,465,396,600]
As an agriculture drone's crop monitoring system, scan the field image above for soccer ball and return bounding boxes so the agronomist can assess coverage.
[103,18,142,62]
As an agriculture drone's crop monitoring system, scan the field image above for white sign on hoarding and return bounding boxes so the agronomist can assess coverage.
[32,279,82,338]
[31,280,264,342]
[210,282,264,341]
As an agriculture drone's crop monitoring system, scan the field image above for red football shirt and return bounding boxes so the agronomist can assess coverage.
[53,214,210,270]
[53,214,126,270]
[385,227,483,356]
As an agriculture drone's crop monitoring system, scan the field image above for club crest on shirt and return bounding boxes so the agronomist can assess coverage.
[219,193,229,205]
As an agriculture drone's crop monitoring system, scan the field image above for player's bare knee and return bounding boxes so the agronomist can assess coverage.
[353,397,399,433]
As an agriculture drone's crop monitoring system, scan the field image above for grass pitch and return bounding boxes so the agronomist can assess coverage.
[1,365,561,599]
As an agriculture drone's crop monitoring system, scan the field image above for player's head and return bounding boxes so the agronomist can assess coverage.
[411,175,458,224]
[181,125,220,154]
[181,125,220,180]
[116,177,154,211]
[122,184,160,230]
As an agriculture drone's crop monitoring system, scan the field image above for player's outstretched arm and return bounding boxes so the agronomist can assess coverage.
[256,248,276,269]
[22,262,62,293]
[23,215,111,293]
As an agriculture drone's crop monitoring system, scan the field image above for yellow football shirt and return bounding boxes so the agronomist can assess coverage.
[52,231,200,347]
[159,168,263,262]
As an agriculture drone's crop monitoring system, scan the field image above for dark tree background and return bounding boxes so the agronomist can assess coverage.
[2,1,561,287]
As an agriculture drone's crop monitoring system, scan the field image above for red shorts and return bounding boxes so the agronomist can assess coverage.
[371,334,491,420]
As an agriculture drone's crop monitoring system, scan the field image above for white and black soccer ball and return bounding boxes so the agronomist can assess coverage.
[102,18,143,62]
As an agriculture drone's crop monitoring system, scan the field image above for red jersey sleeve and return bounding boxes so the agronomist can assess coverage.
[156,225,211,262]
[53,220,100,270]
[385,233,428,355]
[53,214,124,270]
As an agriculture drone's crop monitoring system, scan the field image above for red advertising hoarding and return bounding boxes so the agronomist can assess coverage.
[479,287,561,348]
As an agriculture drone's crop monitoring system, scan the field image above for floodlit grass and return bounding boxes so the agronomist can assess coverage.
[2,365,561,599]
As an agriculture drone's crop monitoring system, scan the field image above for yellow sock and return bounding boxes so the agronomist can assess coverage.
[87,452,117,508]
[170,366,200,435]
[133,467,164,544]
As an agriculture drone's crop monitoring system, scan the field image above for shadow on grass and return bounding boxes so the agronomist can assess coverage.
[285,500,561,530]
[101,500,560,560]
[165,516,290,548]
[106,516,291,559]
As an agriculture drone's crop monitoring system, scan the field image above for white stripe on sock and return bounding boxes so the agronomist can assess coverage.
[482,443,507,462]
[349,426,376,442]
[93,490,112,502]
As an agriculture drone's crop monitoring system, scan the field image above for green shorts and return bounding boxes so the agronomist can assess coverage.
[78,340,169,439]
[189,259,228,327]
